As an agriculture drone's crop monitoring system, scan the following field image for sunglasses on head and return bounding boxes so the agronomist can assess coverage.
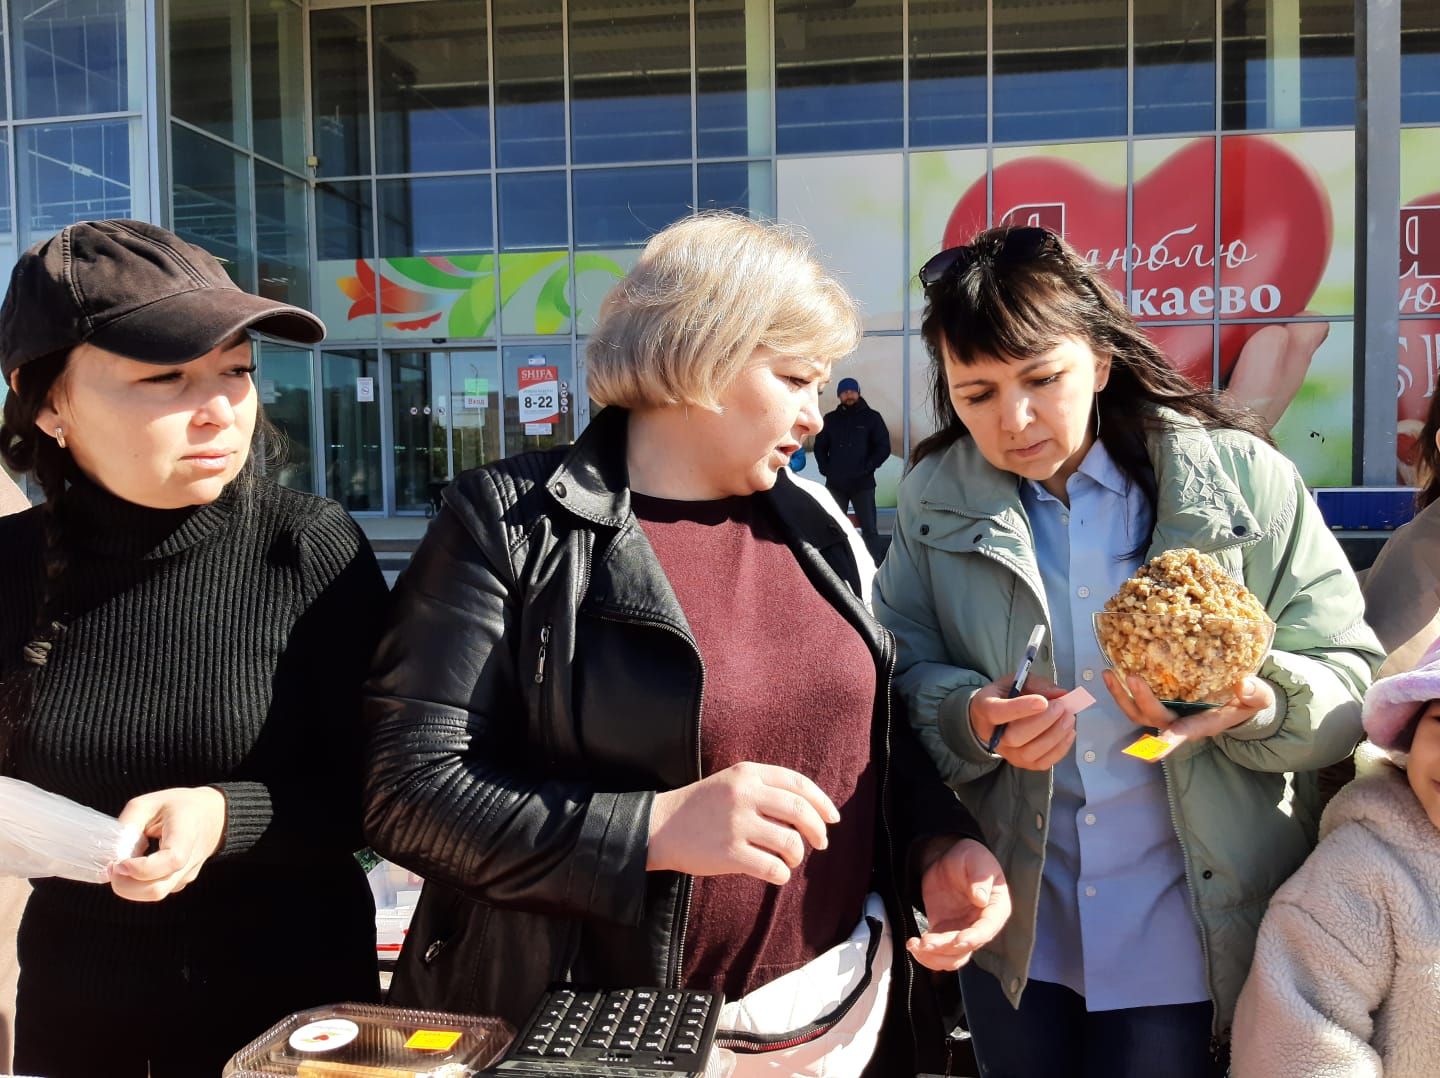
[916,226,1057,289]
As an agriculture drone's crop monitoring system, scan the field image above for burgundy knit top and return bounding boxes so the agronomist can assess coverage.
[632,491,877,1000]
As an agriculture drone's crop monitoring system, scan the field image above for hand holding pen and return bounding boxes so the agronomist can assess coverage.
[968,627,1077,772]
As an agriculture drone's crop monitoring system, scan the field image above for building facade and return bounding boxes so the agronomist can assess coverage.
[0,0,1437,519]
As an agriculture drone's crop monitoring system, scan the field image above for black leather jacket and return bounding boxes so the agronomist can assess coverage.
[362,407,983,1074]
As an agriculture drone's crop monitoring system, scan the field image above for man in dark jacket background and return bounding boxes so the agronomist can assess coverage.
[815,377,890,561]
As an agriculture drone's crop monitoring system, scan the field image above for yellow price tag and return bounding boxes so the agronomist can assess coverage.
[1123,731,1184,762]
[405,1029,462,1052]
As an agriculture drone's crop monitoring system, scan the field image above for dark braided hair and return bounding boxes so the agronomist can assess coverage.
[0,349,74,770]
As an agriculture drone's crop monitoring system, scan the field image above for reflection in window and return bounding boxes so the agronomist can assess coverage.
[321,349,383,511]
[18,121,135,247]
[1403,0,1440,123]
[573,167,691,249]
[0,134,12,236]
[12,0,139,118]
[994,0,1126,142]
[498,171,568,250]
[374,1,490,174]
[1135,0,1217,134]
[698,161,773,218]
[257,342,316,493]
[909,0,986,148]
[171,125,254,289]
[379,176,493,257]
[776,0,903,153]
[569,0,691,164]
[1221,0,1356,129]
[252,0,306,168]
[317,180,373,260]
[696,0,772,157]
[256,163,309,308]
[495,0,565,167]
[170,0,245,145]
[311,8,371,177]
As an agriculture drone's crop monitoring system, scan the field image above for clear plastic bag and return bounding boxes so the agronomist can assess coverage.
[0,776,142,883]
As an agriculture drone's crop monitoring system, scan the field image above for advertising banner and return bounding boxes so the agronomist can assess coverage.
[518,364,561,432]
[1398,126,1440,482]
[907,133,1356,486]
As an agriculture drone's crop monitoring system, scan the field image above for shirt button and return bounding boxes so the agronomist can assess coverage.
[1081,669,1095,682]
[1060,514,1070,525]
[1083,750,1097,763]
[1084,813,1096,826]
[1077,586,1090,598]
[1035,813,1045,831]
[1085,885,1097,898]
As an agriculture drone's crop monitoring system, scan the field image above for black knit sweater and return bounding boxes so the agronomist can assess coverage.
[0,475,384,1024]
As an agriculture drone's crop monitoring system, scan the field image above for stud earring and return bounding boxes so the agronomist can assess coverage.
[54,426,66,449]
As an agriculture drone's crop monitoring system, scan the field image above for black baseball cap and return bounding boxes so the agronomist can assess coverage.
[0,219,326,381]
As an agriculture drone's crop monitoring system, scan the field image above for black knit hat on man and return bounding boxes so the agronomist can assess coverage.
[0,219,325,381]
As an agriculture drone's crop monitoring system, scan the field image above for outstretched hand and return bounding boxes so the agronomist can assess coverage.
[909,837,1011,972]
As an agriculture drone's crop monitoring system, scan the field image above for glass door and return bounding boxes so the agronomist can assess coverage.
[387,348,502,512]
[502,343,575,453]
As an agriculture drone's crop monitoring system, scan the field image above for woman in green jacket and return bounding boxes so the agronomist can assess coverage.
[874,226,1382,1078]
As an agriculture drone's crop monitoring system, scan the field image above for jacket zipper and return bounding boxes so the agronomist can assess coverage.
[534,624,551,684]
[1160,756,1220,1048]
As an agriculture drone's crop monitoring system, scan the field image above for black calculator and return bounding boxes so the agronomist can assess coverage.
[491,986,722,1075]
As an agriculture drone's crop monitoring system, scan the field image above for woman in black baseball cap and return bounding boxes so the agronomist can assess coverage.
[0,221,384,1076]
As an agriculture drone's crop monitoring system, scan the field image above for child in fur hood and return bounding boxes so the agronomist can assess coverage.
[1231,637,1440,1077]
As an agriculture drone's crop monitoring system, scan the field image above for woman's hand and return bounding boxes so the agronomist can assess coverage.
[110,786,227,902]
[646,762,839,886]
[909,837,1011,972]
[1103,671,1276,741]
[969,675,1075,770]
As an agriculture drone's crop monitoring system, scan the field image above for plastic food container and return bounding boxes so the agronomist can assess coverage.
[1093,611,1276,714]
[223,1002,514,1077]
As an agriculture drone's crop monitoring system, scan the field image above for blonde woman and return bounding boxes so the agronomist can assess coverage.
[363,213,1011,1077]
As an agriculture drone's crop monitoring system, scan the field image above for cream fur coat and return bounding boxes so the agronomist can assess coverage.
[1232,750,1440,1077]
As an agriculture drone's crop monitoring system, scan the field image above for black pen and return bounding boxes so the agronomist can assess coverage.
[987,624,1047,754]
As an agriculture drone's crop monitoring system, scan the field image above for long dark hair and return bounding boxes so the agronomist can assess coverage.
[913,227,1273,539]
[1414,389,1440,511]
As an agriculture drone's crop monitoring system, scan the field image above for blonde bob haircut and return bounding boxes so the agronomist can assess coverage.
[586,212,862,411]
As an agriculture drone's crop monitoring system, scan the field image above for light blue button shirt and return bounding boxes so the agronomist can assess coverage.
[1020,440,1210,1011]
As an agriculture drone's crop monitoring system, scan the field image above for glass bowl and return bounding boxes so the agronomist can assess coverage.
[1092,611,1276,715]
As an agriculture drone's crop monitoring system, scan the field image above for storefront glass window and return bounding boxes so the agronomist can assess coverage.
[698,161,774,218]
[18,120,137,247]
[171,124,255,289]
[255,162,309,308]
[322,349,383,511]
[169,0,246,146]
[697,0,773,157]
[390,350,452,512]
[252,0,306,169]
[12,0,140,118]
[569,0,691,164]
[1134,0,1218,134]
[257,342,316,494]
[317,180,374,260]
[0,133,13,238]
[316,180,375,339]
[311,8,371,178]
[378,175,493,258]
[495,0,565,168]
[1402,0,1440,124]
[498,170,569,336]
[572,166,691,249]
[994,0,1127,142]
[1221,0,1356,129]
[909,0,986,148]
[776,0,903,153]
[373,1,490,175]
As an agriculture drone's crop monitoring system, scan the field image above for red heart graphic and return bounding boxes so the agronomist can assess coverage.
[1398,191,1440,477]
[942,138,1333,387]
